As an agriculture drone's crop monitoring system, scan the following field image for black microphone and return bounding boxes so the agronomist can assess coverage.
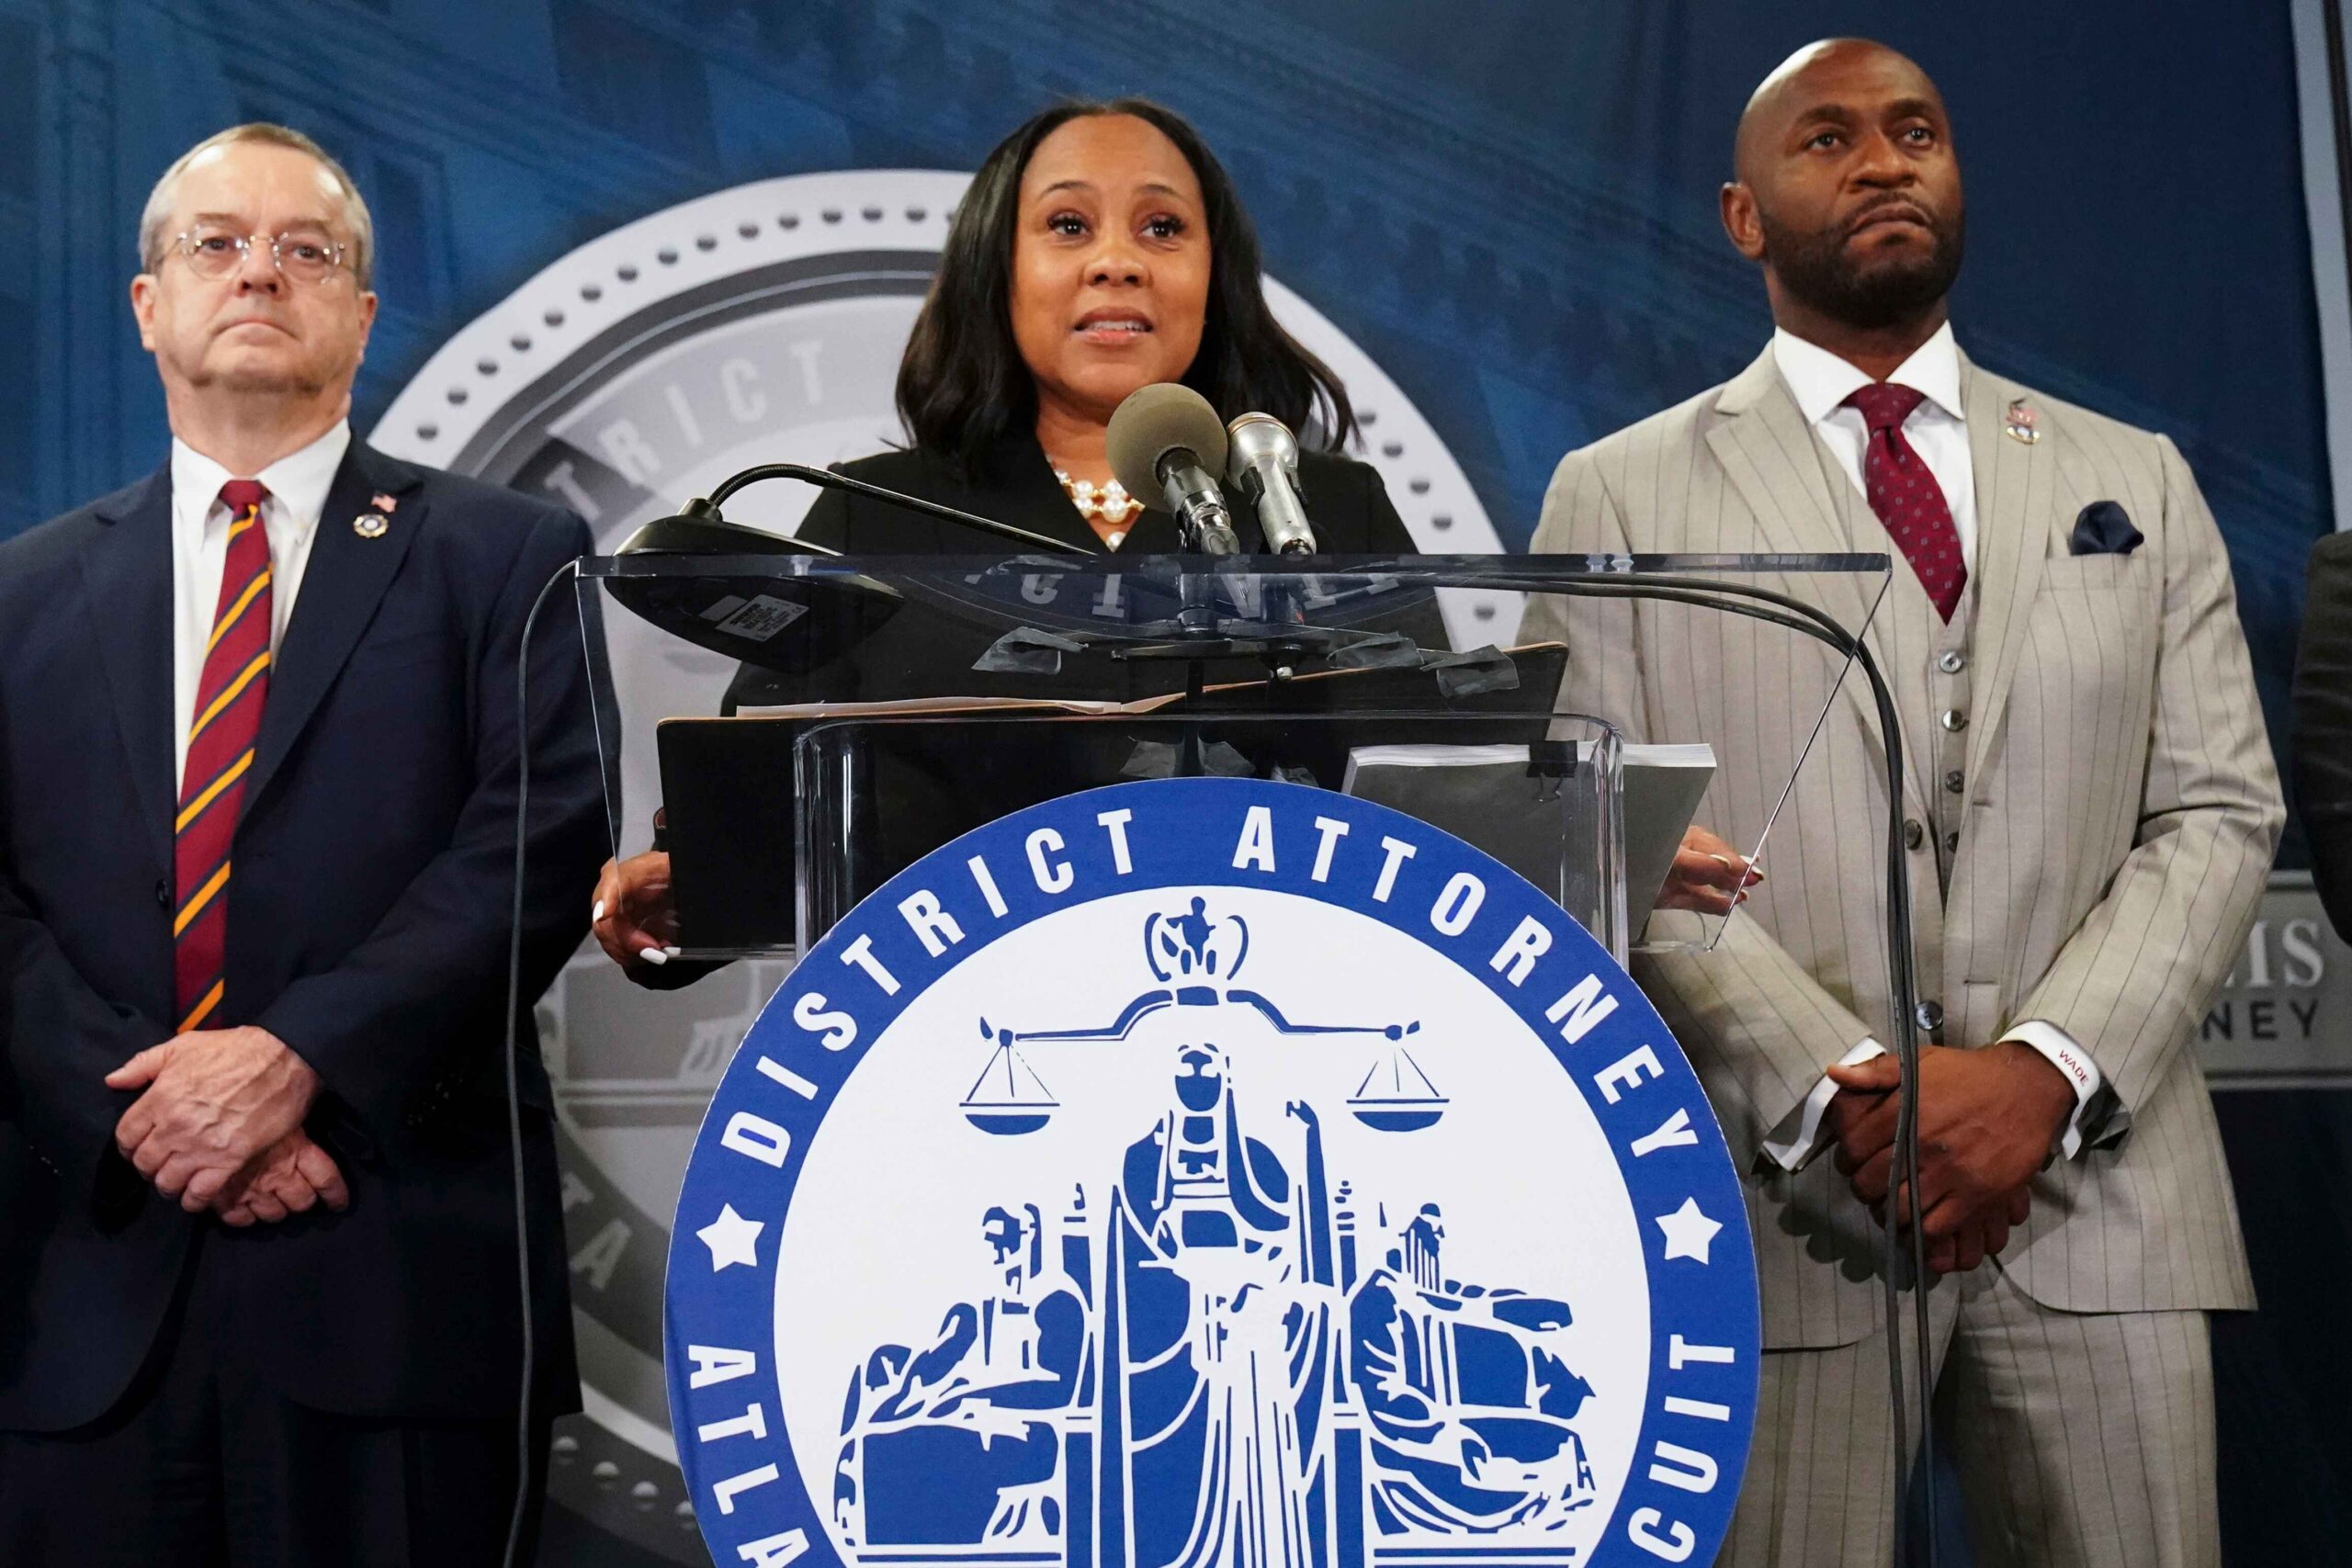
[1224,412,1317,556]
[1105,384,1242,555]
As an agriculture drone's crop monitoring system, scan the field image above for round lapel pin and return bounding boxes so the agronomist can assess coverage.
[2003,398,2041,446]
[353,512,390,538]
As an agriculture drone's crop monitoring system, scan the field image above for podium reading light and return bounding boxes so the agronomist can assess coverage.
[604,463,1090,671]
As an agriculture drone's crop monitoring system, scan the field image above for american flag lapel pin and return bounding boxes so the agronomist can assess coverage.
[2003,398,2041,446]
[354,491,397,538]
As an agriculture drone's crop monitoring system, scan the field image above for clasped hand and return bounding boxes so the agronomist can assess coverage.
[107,1025,348,1225]
[1820,1042,2075,1275]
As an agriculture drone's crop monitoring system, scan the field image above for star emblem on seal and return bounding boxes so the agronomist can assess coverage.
[695,1204,763,1271]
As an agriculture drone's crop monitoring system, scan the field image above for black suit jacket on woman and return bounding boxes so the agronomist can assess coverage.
[799,431,1418,555]
[723,432,1441,708]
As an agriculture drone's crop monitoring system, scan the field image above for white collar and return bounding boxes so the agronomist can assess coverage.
[1770,321,1964,427]
[170,420,353,525]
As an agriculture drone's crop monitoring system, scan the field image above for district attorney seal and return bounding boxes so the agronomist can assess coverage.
[668,776,1758,1568]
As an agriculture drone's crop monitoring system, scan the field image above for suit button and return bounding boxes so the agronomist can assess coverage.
[153,878,171,909]
[1940,708,1968,732]
[1905,819,1925,851]
[1938,650,1967,674]
[1944,770,1965,794]
[1916,1000,1944,1032]
[1944,829,1960,854]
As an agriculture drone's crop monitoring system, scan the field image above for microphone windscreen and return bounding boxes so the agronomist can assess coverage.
[1106,383,1230,502]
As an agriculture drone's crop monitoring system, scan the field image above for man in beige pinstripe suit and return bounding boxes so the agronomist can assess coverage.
[1522,39,2282,1567]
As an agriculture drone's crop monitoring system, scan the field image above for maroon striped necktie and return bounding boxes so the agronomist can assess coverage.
[1845,381,1967,621]
[174,478,273,1032]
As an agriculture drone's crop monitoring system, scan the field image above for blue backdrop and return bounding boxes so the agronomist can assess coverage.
[6,4,2339,1563]
[3,0,2330,814]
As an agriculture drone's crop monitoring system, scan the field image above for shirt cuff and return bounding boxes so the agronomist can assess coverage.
[2001,1020,2103,1159]
[1760,1039,1884,1172]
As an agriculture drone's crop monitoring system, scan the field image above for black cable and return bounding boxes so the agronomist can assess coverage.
[503,558,582,1568]
[705,462,1091,557]
[1523,574,1933,1562]
[1510,572,1936,1566]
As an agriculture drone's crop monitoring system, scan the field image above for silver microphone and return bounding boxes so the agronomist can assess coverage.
[1224,412,1317,556]
[1106,384,1242,555]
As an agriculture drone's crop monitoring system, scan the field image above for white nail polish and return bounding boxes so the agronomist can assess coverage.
[593,899,606,922]
[639,946,670,966]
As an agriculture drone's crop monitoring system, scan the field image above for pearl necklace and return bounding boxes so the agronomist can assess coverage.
[1051,464,1144,547]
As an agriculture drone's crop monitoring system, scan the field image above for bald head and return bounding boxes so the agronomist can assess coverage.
[1734,39,1943,185]
[1721,37,1963,346]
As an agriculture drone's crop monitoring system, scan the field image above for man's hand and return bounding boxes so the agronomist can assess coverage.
[1818,1070,2019,1272]
[591,852,679,972]
[1819,1065,1894,1163]
[214,1130,351,1228]
[1657,825,1762,915]
[1920,1185,2033,1276]
[1824,1043,2075,1273]
[107,1025,322,1213]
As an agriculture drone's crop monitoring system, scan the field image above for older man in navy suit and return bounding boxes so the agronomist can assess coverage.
[0,124,605,1564]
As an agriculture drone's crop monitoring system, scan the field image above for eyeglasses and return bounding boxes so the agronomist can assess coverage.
[169,227,352,284]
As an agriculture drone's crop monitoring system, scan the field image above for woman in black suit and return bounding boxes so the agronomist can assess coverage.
[722,96,1433,708]
[594,97,1434,970]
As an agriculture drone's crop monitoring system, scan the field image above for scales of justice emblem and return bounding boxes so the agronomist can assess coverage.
[666,780,1758,1568]
[854,896,1599,1566]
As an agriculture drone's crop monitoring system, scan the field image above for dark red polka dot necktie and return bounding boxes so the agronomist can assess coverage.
[1846,382,1966,621]
[174,478,273,1032]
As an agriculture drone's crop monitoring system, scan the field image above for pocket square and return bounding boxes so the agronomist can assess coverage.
[2069,500,2143,556]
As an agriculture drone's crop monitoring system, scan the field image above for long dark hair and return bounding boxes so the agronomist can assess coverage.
[898,97,1358,468]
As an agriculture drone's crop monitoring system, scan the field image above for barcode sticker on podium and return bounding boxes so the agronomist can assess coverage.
[711,593,808,643]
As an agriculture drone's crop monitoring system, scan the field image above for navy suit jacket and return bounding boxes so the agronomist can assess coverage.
[0,438,606,1431]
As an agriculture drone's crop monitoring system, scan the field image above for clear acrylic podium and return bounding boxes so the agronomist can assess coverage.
[573,550,1892,967]
[541,547,1891,1561]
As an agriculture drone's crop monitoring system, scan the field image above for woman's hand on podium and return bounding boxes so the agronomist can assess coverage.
[592,852,681,975]
[1658,825,1760,915]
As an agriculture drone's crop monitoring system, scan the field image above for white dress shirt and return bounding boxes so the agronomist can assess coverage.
[170,422,349,787]
[1770,321,1977,570]
[1754,327,2104,1168]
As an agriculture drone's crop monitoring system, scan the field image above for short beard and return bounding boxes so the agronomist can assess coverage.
[1759,203,1964,333]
